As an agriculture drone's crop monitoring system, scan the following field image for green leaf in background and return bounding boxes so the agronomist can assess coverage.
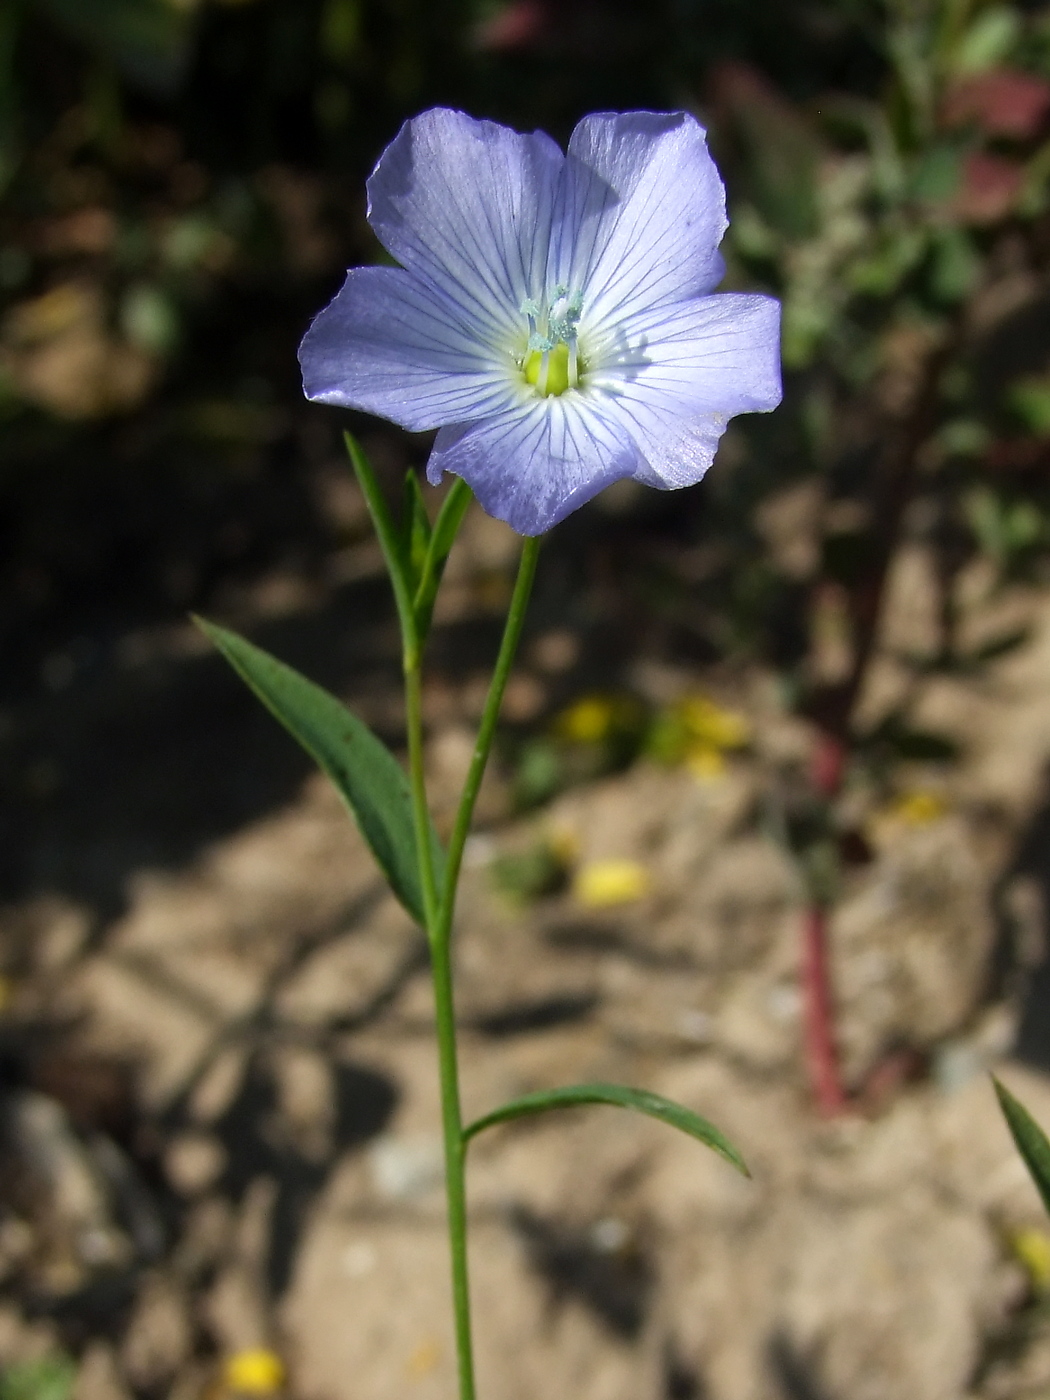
[195,618,444,924]
[35,0,194,95]
[1010,377,1050,437]
[994,1076,1050,1216]
[951,6,1021,76]
[0,1355,76,1400]
[463,1083,749,1176]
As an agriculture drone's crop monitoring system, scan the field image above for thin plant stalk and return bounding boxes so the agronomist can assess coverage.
[402,534,543,1400]
[801,904,847,1116]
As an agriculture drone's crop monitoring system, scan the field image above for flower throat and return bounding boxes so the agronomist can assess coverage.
[519,287,583,396]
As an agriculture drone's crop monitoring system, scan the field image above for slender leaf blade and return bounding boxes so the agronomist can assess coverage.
[402,470,432,593]
[413,477,473,635]
[463,1082,748,1176]
[427,477,474,573]
[343,432,416,641]
[196,617,443,923]
[994,1076,1050,1215]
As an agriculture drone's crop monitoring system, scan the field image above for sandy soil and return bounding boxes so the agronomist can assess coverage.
[7,493,1050,1400]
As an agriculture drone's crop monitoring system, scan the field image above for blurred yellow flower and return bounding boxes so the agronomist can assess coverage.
[223,1351,285,1395]
[892,791,948,825]
[406,1337,442,1378]
[546,824,580,866]
[554,695,618,744]
[573,859,651,907]
[867,790,951,847]
[684,745,726,781]
[679,695,750,750]
[647,692,749,775]
[1010,1227,1050,1292]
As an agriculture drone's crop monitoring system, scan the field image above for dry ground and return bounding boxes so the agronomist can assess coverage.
[7,492,1050,1400]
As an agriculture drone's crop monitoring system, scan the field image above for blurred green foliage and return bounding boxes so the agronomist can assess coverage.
[2,0,1050,794]
[0,1356,76,1400]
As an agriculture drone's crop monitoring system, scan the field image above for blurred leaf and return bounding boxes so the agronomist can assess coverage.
[943,70,1050,140]
[195,618,443,924]
[321,0,360,64]
[512,738,564,809]
[849,226,926,297]
[713,63,820,240]
[490,838,569,905]
[966,487,1044,564]
[968,626,1031,664]
[928,227,980,304]
[0,1356,76,1400]
[1009,377,1050,436]
[994,1077,1050,1216]
[860,709,960,763]
[937,417,990,457]
[35,0,195,95]
[952,6,1021,76]
[911,144,963,203]
[120,283,179,355]
[463,1083,749,1175]
[955,151,1023,224]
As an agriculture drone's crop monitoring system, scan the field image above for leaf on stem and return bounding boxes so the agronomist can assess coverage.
[402,470,433,592]
[195,617,444,924]
[413,476,473,637]
[994,1076,1050,1216]
[463,1082,748,1176]
[343,432,416,639]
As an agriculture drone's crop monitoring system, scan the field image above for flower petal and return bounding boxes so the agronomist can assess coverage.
[366,108,564,346]
[593,292,782,415]
[550,112,728,327]
[298,265,519,431]
[426,397,642,535]
[590,293,782,488]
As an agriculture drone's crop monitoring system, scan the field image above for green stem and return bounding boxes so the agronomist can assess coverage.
[405,648,439,932]
[434,534,542,946]
[402,533,542,1400]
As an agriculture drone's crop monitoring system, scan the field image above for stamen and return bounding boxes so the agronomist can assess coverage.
[519,288,584,396]
[520,297,540,336]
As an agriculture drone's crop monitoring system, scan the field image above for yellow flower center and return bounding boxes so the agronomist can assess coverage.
[524,341,572,397]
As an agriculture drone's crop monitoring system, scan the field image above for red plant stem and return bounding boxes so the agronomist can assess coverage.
[798,336,957,1115]
[801,903,847,1116]
[801,731,848,1114]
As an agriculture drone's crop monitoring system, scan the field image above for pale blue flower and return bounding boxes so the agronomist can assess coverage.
[299,108,782,536]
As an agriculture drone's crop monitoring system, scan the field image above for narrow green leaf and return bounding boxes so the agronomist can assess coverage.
[413,477,473,637]
[463,1082,748,1176]
[343,432,416,642]
[196,617,443,923]
[402,470,432,592]
[427,476,474,571]
[994,1076,1050,1216]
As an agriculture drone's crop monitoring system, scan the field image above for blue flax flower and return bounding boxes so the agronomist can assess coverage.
[299,108,782,536]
